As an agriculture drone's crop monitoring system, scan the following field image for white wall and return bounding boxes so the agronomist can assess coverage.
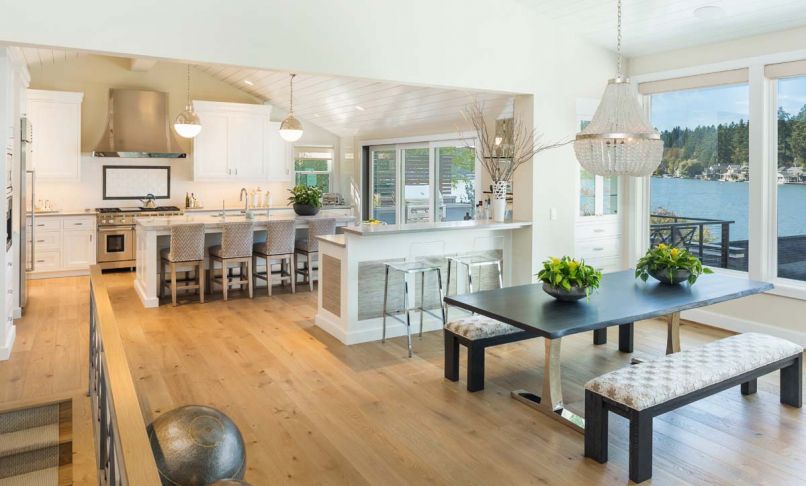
[629,29,806,344]
[28,55,341,210]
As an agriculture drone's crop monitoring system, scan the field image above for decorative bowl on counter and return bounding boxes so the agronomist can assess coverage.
[293,203,320,216]
[542,282,588,302]
[648,267,691,285]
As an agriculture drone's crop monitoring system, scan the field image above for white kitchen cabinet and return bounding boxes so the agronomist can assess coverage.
[27,215,96,278]
[26,89,83,181]
[192,101,276,181]
[266,121,292,182]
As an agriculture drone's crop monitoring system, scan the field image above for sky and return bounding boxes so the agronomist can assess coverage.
[650,77,806,131]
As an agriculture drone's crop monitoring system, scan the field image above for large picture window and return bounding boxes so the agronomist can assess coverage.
[776,76,806,282]
[294,147,333,192]
[649,83,750,271]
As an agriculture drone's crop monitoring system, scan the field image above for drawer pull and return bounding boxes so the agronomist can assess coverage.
[36,259,45,263]
[593,247,605,251]
[593,228,605,233]
[73,222,83,225]
[36,239,45,243]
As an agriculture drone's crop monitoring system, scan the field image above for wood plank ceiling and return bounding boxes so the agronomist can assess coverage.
[531,0,806,57]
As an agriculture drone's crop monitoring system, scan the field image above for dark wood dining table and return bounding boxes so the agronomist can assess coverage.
[443,270,773,431]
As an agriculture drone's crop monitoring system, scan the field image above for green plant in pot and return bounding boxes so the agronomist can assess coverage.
[635,244,713,285]
[287,184,323,216]
[537,256,602,302]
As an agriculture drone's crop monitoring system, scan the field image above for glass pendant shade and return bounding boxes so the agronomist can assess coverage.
[174,103,202,139]
[574,79,663,177]
[279,113,303,142]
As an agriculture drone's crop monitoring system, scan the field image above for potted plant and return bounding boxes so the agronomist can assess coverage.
[537,256,602,302]
[287,184,323,216]
[635,244,713,285]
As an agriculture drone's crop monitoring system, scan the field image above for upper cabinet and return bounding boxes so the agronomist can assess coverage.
[26,89,83,181]
[192,101,291,182]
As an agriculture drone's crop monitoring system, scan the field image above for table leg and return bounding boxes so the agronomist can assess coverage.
[667,312,681,354]
[619,323,634,353]
[592,329,607,345]
[511,337,585,432]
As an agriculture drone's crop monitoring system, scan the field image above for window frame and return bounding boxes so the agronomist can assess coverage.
[630,47,806,301]
[293,146,334,192]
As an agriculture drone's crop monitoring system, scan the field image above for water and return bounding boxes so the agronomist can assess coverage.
[650,177,806,241]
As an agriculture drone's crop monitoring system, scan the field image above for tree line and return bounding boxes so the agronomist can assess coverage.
[654,104,806,177]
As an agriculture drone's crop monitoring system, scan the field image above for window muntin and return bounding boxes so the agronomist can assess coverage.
[294,147,333,192]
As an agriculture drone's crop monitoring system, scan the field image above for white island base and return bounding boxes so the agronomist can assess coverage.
[315,220,532,345]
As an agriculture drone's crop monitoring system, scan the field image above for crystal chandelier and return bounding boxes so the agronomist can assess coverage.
[574,0,663,177]
[279,74,304,142]
[174,65,202,139]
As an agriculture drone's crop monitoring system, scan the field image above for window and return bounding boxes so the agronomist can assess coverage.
[776,76,806,282]
[435,146,476,222]
[649,83,750,271]
[294,147,333,192]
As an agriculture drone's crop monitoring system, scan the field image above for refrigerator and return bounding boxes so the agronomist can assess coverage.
[19,117,33,311]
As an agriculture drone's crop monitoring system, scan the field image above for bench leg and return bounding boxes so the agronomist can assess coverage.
[741,378,757,396]
[593,329,607,345]
[444,333,459,382]
[629,412,653,483]
[467,345,485,392]
[781,354,803,407]
[584,391,608,464]
[619,323,634,353]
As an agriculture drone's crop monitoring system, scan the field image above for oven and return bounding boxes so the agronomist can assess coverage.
[97,225,135,268]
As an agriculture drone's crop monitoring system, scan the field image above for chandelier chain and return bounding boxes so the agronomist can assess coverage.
[289,74,296,113]
[616,0,623,77]
[186,65,191,105]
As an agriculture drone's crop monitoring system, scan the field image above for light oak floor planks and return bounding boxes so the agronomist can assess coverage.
[3,273,806,485]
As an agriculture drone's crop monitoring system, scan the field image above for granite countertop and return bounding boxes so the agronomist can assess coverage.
[135,213,355,231]
[316,234,346,247]
[342,219,532,236]
[183,205,353,212]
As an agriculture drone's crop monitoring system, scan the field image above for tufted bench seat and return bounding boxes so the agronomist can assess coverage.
[444,315,534,392]
[584,332,803,483]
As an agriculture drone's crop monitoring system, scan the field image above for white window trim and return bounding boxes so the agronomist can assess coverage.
[294,146,334,191]
[630,47,806,301]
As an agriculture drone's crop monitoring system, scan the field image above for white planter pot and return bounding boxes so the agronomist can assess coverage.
[492,180,508,222]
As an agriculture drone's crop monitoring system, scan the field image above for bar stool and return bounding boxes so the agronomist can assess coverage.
[446,236,504,297]
[253,219,296,296]
[295,218,336,292]
[208,221,254,301]
[160,223,206,306]
[382,241,447,358]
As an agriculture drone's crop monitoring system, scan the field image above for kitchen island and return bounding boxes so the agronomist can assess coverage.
[133,213,354,307]
[314,220,532,345]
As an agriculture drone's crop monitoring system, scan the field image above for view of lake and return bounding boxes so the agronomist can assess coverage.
[650,177,806,241]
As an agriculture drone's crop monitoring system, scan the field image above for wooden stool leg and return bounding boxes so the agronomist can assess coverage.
[247,260,254,298]
[170,263,178,306]
[741,379,757,395]
[159,259,164,299]
[781,354,803,407]
[198,262,205,304]
[467,345,485,392]
[290,255,296,294]
[208,256,214,294]
[309,254,314,292]
[629,412,653,483]
[222,262,228,301]
[444,333,459,382]
[584,391,609,463]
[593,328,607,345]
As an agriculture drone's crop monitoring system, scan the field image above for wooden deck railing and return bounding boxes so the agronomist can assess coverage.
[88,265,161,485]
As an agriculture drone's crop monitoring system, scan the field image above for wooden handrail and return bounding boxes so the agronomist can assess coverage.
[89,265,161,485]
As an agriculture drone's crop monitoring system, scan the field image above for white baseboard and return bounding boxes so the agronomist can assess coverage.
[315,310,448,345]
[0,325,16,361]
[133,279,159,308]
[11,306,21,319]
[682,308,806,347]
[27,269,89,280]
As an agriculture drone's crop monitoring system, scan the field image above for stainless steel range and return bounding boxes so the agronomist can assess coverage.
[96,206,182,270]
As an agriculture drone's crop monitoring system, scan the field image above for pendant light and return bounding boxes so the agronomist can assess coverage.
[279,74,303,142]
[174,65,202,139]
[573,0,663,177]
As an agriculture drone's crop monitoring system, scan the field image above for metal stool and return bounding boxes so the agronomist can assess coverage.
[208,221,255,301]
[253,219,296,296]
[382,241,446,358]
[295,218,336,292]
[160,223,206,306]
[446,236,504,296]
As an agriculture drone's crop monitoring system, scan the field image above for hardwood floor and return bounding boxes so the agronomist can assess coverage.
[3,273,806,484]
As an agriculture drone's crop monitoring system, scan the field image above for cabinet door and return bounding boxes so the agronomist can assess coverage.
[266,121,292,181]
[27,99,81,180]
[193,112,230,180]
[228,114,266,179]
[62,230,95,269]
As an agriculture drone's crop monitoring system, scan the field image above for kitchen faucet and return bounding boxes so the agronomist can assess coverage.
[239,187,249,212]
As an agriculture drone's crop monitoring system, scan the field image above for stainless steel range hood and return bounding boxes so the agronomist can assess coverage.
[92,89,187,158]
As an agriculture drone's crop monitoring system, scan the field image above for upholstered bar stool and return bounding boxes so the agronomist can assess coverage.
[446,236,504,297]
[160,223,206,306]
[208,221,255,301]
[295,218,336,292]
[253,219,296,296]
[382,241,447,358]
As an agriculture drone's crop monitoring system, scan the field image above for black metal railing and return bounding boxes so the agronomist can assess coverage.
[649,214,735,268]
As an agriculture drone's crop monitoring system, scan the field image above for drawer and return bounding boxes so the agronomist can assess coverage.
[31,217,61,231]
[585,255,624,273]
[33,230,61,250]
[62,216,95,231]
[576,237,621,259]
[31,250,61,272]
[576,221,621,240]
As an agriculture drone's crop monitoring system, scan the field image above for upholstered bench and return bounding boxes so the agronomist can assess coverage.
[444,315,533,391]
[584,332,803,483]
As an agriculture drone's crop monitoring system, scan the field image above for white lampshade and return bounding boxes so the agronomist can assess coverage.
[279,113,303,142]
[174,104,202,139]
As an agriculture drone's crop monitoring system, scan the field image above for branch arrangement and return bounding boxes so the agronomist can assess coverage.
[463,100,571,183]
